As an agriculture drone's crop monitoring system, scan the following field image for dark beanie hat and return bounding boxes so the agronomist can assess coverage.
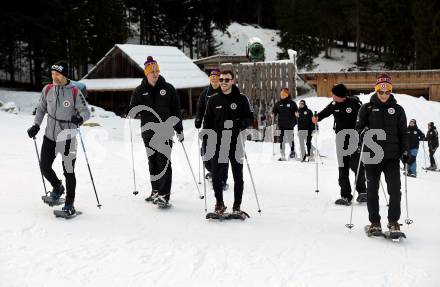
[299,99,306,105]
[51,61,69,78]
[332,84,348,98]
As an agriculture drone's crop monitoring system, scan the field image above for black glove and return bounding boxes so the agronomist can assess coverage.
[195,118,202,129]
[27,124,40,138]
[177,132,184,142]
[401,151,409,164]
[71,115,84,126]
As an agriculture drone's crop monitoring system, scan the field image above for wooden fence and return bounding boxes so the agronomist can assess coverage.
[221,61,296,139]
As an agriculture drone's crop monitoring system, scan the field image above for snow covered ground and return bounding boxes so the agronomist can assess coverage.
[213,22,383,72]
[213,22,282,61]
[1,90,440,286]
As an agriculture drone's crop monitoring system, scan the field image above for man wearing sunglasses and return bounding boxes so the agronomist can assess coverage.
[356,73,408,236]
[312,83,367,206]
[195,70,229,189]
[202,70,254,215]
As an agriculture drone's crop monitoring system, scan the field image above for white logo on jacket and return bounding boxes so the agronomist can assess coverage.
[388,108,395,115]
[287,104,290,108]
[160,89,166,96]
[346,107,352,113]
[63,100,70,108]
[230,103,237,110]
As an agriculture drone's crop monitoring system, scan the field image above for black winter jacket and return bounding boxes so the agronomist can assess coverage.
[195,85,221,128]
[356,94,408,159]
[272,97,298,129]
[128,75,183,138]
[317,97,361,133]
[407,126,425,149]
[297,105,314,131]
[203,85,253,134]
[426,126,439,149]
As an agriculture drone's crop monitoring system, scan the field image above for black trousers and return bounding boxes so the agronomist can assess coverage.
[429,146,437,167]
[212,140,244,208]
[143,137,172,200]
[40,136,76,205]
[365,159,401,223]
[338,152,366,200]
[201,136,229,181]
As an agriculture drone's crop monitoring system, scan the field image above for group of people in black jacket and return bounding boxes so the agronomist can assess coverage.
[271,88,316,162]
[312,73,438,235]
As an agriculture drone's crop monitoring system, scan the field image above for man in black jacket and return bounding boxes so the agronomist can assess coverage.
[272,88,298,160]
[312,84,367,205]
[195,69,228,187]
[128,56,183,207]
[356,73,408,235]
[406,119,425,177]
[425,122,439,170]
[297,99,314,162]
[203,70,253,214]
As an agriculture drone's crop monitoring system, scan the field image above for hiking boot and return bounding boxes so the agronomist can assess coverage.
[153,194,169,207]
[50,182,65,201]
[367,222,382,235]
[289,152,296,159]
[145,190,158,202]
[214,202,227,215]
[278,156,286,161]
[387,221,401,232]
[335,197,351,206]
[356,193,368,203]
[61,204,76,216]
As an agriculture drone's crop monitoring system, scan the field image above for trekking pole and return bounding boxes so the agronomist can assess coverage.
[128,117,139,195]
[180,141,204,199]
[314,111,319,194]
[78,128,102,208]
[32,137,48,196]
[379,177,389,206]
[197,129,202,184]
[241,133,262,213]
[404,163,413,226]
[346,140,366,230]
[202,155,207,212]
[422,141,428,172]
[272,114,275,156]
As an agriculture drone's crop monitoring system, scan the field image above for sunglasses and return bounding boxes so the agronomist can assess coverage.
[377,90,391,96]
[219,78,232,83]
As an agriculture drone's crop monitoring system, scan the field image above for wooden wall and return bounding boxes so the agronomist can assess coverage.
[300,70,440,101]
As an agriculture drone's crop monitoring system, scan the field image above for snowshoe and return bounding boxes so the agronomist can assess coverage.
[423,166,439,172]
[356,193,368,203]
[364,223,383,237]
[54,204,81,219]
[153,195,171,208]
[278,156,287,161]
[42,195,65,207]
[289,152,296,159]
[407,173,417,178]
[301,155,309,162]
[335,198,351,206]
[384,221,406,241]
[145,191,159,203]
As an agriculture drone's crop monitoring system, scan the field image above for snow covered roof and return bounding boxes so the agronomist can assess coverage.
[82,44,209,90]
[79,78,142,92]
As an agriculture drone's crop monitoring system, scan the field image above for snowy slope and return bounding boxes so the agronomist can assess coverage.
[213,23,282,61]
[1,91,440,287]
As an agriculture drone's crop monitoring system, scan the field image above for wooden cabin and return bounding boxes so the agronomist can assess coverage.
[80,44,209,117]
[299,70,440,101]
